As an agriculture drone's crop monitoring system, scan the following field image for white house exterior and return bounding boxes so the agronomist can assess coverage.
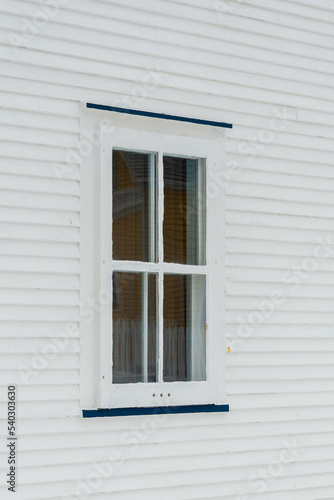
[1,0,334,499]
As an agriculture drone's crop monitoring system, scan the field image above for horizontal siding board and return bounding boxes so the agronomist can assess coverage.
[0,271,79,290]
[228,157,334,179]
[6,457,334,488]
[0,255,80,274]
[10,415,334,439]
[231,168,334,193]
[5,470,334,499]
[227,297,334,313]
[0,107,79,133]
[226,141,334,166]
[229,127,334,152]
[0,158,80,181]
[0,0,333,499]
[0,338,79,354]
[0,206,79,226]
[0,353,79,370]
[0,123,77,148]
[226,269,334,286]
[165,0,334,22]
[2,14,334,82]
[0,401,80,419]
[24,0,334,40]
[225,323,334,338]
[0,89,78,116]
[0,189,80,212]
[227,210,334,231]
[226,352,334,366]
[0,289,79,306]
[227,283,334,299]
[282,0,334,11]
[111,0,334,30]
[4,0,334,44]
[226,254,334,271]
[227,379,334,395]
[2,440,333,471]
[0,225,79,246]
[227,224,334,244]
[0,74,332,141]
[0,369,79,385]
[224,338,334,352]
[0,321,79,337]
[3,404,332,430]
[7,487,334,500]
[226,180,334,205]
[227,239,334,257]
[27,486,334,500]
[0,305,79,321]
[2,44,334,114]
[227,196,334,218]
[0,384,79,402]
[3,19,334,91]
[227,392,334,409]
[0,140,76,163]
[12,426,334,452]
[228,365,334,380]
[0,239,79,257]
[3,69,334,132]
[0,174,79,196]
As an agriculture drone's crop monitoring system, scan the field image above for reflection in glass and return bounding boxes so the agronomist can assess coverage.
[113,272,157,384]
[163,274,206,382]
[163,156,205,265]
[113,150,156,262]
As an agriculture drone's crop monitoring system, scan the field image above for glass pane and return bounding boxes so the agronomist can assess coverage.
[113,272,157,384]
[113,150,156,262]
[163,156,205,265]
[163,274,206,382]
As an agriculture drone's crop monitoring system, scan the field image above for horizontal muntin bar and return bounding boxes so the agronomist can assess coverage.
[111,260,207,274]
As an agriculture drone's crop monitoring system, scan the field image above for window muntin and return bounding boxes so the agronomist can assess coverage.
[111,149,206,387]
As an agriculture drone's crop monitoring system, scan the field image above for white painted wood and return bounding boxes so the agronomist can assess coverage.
[84,122,227,408]
[157,151,164,384]
[95,127,112,408]
[1,0,334,498]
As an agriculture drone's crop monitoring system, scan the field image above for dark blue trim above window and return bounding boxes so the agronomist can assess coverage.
[83,404,229,418]
[86,103,233,129]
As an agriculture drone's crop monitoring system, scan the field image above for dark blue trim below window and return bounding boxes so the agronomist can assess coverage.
[83,404,229,418]
[86,103,233,129]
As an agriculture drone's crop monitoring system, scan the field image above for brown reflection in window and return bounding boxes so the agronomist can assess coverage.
[113,150,156,262]
[163,274,206,382]
[163,156,205,265]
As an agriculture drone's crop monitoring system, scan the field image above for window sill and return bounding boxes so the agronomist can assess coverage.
[82,404,229,418]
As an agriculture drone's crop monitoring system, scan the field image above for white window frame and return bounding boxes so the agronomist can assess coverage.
[80,109,227,410]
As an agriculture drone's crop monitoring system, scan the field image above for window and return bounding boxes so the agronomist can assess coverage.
[111,150,206,384]
[81,109,227,411]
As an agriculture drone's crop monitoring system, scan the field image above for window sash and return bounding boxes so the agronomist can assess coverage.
[110,149,207,386]
[98,126,226,409]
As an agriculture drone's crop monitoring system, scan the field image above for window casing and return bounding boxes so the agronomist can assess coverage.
[80,112,227,410]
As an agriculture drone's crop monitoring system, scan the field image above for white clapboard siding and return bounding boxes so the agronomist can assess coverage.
[0,0,333,498]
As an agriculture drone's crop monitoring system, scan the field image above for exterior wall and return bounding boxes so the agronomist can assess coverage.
[0,0,334,498]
